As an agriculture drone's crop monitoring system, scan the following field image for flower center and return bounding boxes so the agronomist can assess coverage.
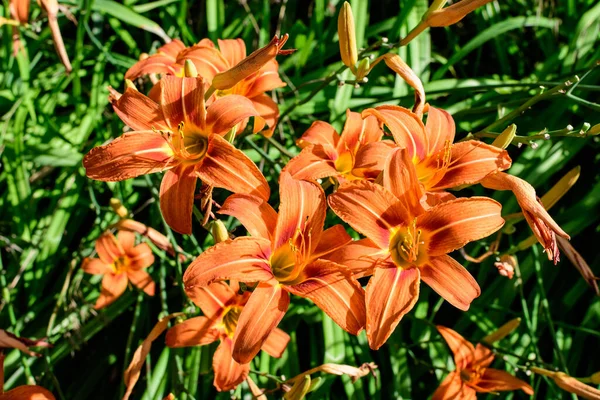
[415,140,452,189]
[159,122,208,162]
[389,219,428,267]
[112,256,130,274]
[270,241,302,284]
[222,306,242,337]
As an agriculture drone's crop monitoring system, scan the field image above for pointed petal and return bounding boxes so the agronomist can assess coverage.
[213,338,250,392]
[125,55,181,80]
[436,325,476,369]
[0,385,56,400]
[283,145,339,181]
[328,180,408,249]
[159,75,206,130]
[95,273,128,309]
[9,0,30,23]
[95,232,124,264]
[418,197,504,257]
[336,110,383,154]
[111,88,169,132]
[177,45,229,80]
[217,38,246,67]
[117,230,136,251]
[383,147,425,216]
[287,260,366,335]
[432,141,512,190]
[296,120,339,155]
[478,368,534,395]
[366,267,420,349]
[159,164,197,235]
[232,282,290,364]
[83,132,174,182]
[473,343,495,368]
[352,141,396,179]
[322,238,392,279]
[127,243,155,270]
[165,316,219,348]
[431,371,465,400]
[424,191,456,208]
[245,61,286,98]
[81,258,111,275]
[273,173,327,256]
[206,95,266,134]
[186,281,238,318]
[250,93,280,135]
[261,328,290,358]
[362,105,428,160]
[127,269,155,296]
[311,225,353,260]
[183,237,273,290]
[218,193,277,240]
[420,255,480,311]
[425,107,455,156]
[197,134,270,200]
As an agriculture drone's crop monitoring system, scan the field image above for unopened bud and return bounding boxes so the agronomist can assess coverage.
[338,2,358,72]
[355,57,371,81]
[540,166,580,210]
[425,0,495,27]
[10,0,30,23]
[184,59,198,78]
[590,371,600,385]
[284,375,311,400]
[125,79,138,92]
[210,220,229,243]
[492,124,517,149]
[587,123,600,136]
[382,53,425,116]
[482,317,521,344]
[212,34,294,90]
[110,198,129,218]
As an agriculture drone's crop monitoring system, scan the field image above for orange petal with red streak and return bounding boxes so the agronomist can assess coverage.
[95,232,123,264]
[283,145,338,181]
[165,316,220,348]
[159,164,197,235]
[420,255,480,311]
[383,147,425,216]
[0,385,56,400]
[127,270,155,296]
[366,266,420,350]
[322,238,392,279]
[245,60,286,98]
[206,94,266,134]
[296,120,339,155]
[352,141,396,179]
[418,197,504,257]
[250,93,280,136]
[431,371,465,400]
[336,110,383,154]
[478,368,534,395]
[217,38,246,67]
[232,282,290,364]
[425,106,455,156]
[311,225,353,260]
[186,281,238,319]
[111,88,169,132]
[436,325,475,369]
[81,258,111,275]
[218,194,277,240]
[159,75,206,130]
[213,338,250,391]
[95,273,128,309]
[261,328,290,358]
[127,243,155,270]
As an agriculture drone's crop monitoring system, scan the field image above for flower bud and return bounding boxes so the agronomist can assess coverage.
[591,371,600,385]
[210,220,230,243]
[588,123,600,136]
[382,53,425,116]
[284,375,311,400]
[482,317,521,344]
[110,198,129,218]
[492,124,517,149]
[211,34,294,90]
[425,0,494,27]
[531,367,600,400]
[540,166,580,210]
[338,2,358,71]
[184,59,198,77]
[10,0,30,24]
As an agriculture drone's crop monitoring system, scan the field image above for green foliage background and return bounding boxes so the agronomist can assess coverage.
[1,0,599,398]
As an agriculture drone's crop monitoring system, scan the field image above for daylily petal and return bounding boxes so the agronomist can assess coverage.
[127,243,155,270]
[352,141,396,179]
[431,371,464,400]
[287,260,366,335]
[250,93,279,135]
[322,238,392,278]
[184,237,273,293]
[328,180,408,249]
[9,0,30,23]
[273,173,327,255]
[418,197,504,257]
[261,328,290,358]
[81,258,111,275]
[213,338,250,392]
[197,134,270,200]
[186,281,238,318]
[420,255,480,311]
[245,61,286,98]
[117,230,136,251]
[311,225,353,260]
[424,191,456,208]
[473,343,495,368]
[336,110,383,154]
[232,282,290,364]
[217,38,246,67]
[83,132,174,182]
[478,368,534,395]
[159,164,197,235]
[96,232,124,264]
[432,141,511,190]
[366,266,420,350]
[124,40,185,79]
[206,95,265,134]
[436,325,475,369]
[425,106,455,156]
[0,385,56,400]
[178,45,229,80]
[127,269,155,296]
[95,273,128,309]
[283,145,338,181]
[383,147,425,216]
[362,105,428,160]
[111,88,169,132]
[296,120,339,155]
[165,316,219,347]
[218,193,277,240]
[159,75,206,130]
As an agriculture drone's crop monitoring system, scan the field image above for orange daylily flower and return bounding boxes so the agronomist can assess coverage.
[82,231,155,309]
[353,105,511,206]
[283,110,383,182]
[0,385,56,399]
[328,148,504,349]
[166,281,290,391]
[433,326,533,399]
[0,329,50,357]
[481,172,569,264]
[83,75,270,234]
[183,172,366,363]
[125,36,292,136]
